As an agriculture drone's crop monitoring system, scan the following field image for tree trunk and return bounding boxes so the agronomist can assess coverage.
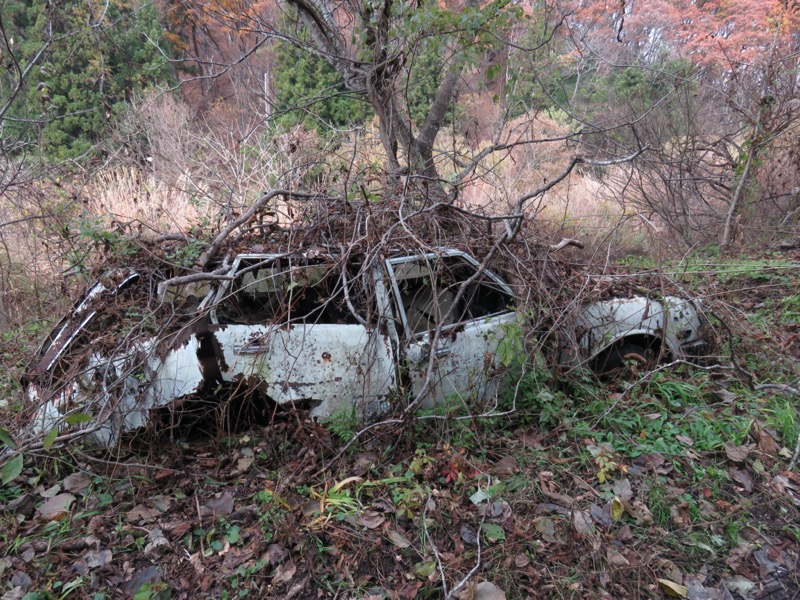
[720,141,756,251]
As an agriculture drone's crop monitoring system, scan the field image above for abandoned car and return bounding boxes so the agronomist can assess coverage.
[25,250,708,446]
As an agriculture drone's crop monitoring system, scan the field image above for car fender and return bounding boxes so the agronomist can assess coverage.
[577,296,691,361]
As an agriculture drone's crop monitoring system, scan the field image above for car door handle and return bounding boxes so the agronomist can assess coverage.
[420,344,451,361]
[433,345,451,358]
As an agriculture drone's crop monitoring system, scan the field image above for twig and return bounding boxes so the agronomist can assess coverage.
[447,513,485,599]
[754,382,800,397]
[196,189,325,269]
[424,492,449,597]
[548,238,585,252]
[72,449,182,473]
[788,433,800,472]
[155,266,232,298]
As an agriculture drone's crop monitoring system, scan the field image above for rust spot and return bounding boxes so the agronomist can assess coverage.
[197,332,226,389]
[322,351,332,363]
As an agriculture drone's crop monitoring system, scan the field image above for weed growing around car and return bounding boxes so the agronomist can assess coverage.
[1,253,799,598]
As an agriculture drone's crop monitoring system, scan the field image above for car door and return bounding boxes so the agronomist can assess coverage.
[208,254,397,419]
[384,251,517,407]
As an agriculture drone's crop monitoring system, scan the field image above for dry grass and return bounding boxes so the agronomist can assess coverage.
[439,110,646,252]
[85,167,214,234]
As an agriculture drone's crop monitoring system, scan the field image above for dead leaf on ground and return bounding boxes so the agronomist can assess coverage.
[4,494,35,519]
[460,523,479,545]
[264,543,288,566]
[723,576,755,597]
[37,493,75,521]
[534,517,558,543]
[514,554,530,568]
[38,484,60,498]
[657,578,688,597]
[632,453,666,472]
[126,505,162,523]
[189,552,204,574]
[519,428,547,450]
[235,450,254,474]
[724,442,749,463]
[615,524,633,543]
[757,428,780,455]
[123,566,161,595]
[475,581,506,600]
[2,587,27,600]
[711,388,737,403]
[154,469,173,482]
[387,529,412,548]
[606,547,630,567]
[628,500,653,525]
[399,581,423,598]
[83,549,112,568]
[613,478,634,502]
[163,521,192,539]
[352,451,378,475]
[730,469,753,493]
[590,503,612,528]
[478,500,510,521]
[683,573,717,600]
[753,548,783,575]
[671,502,692,527]
[493,455,517,475]
[62,473,92,495]
[571,510,593,536]
[656,558,683,581]
[726,544,753,571]
[144,528,170,557]
[770,474,800,506]
[202,492,234,517]
[272,560,297,585]
[358,510,385,529]
[537,471,574,507]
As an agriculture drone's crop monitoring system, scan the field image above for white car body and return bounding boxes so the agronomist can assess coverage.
[25,250,707,447]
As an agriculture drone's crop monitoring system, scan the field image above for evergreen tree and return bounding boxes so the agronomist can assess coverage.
[272,39,371,133]
[2,0,174,160]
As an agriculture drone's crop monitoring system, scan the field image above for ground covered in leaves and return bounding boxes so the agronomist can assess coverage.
[2,252,800,600]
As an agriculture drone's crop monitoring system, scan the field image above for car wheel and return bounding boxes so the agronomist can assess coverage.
[593,341,654,375]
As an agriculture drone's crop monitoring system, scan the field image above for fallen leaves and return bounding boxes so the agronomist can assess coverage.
[387,529,412,548]
[657,578,689,598]
[62,473,92,495]
[201,492,235,517]
[481,522,506,543]
[724,442,750,463]
[36,493,75,521]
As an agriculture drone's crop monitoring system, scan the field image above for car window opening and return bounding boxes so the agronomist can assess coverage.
[215,259,368,325]
[394,256,514,335]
